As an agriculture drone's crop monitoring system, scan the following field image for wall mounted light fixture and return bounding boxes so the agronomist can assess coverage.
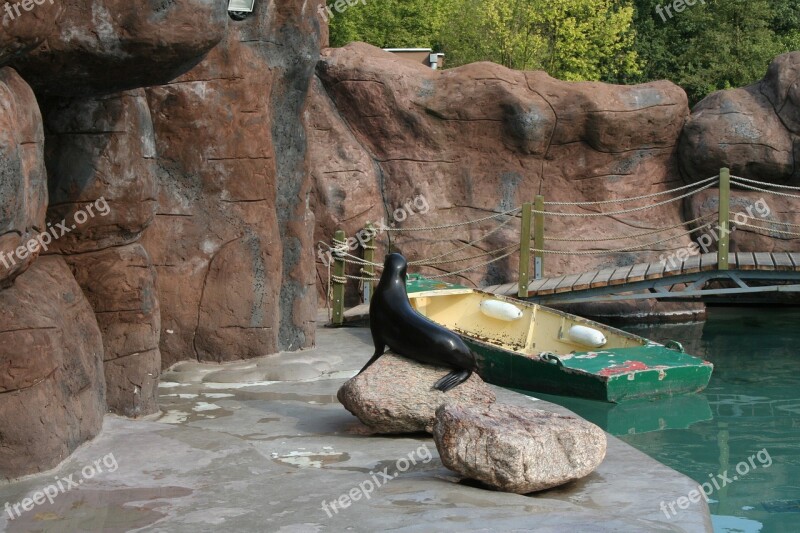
[228,0,256,21]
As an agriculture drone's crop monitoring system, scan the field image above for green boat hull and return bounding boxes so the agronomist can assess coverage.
[467,337,713,403]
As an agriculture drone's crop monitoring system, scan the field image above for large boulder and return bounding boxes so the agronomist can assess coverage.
[0,67,47,287]
[0,256,105,479]
[8,0,228,97]
[337,352,496,433]
[680,52,800,185]
[143,0,324,367]
[312,43,694,319]
[433,403,607,494]
[64,244,160,417]
[679,85,795,184]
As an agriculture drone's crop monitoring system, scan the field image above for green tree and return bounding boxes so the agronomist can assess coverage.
[439,0,641,81]
[328,0,640,82]
[632,0,796,104]
[328,0,447,49]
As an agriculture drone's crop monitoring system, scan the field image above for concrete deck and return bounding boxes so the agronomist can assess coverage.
[0,324,711,532]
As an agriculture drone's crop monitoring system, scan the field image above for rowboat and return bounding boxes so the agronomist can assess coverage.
[405,275,713,403]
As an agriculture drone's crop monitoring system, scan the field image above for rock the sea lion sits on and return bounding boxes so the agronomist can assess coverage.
[358,253,477,392]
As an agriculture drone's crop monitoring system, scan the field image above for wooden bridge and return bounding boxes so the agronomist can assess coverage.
[483,252,800,305]
[322,168,800,324]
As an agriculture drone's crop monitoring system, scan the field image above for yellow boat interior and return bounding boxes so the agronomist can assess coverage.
[408,289,645,356]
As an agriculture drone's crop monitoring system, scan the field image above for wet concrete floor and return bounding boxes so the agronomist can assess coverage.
[0,324,711,532]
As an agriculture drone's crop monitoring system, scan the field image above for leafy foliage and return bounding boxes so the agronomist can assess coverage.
[632,0,799,103]
[328,0,800,102]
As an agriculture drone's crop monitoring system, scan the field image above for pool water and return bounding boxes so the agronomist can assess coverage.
[539,307,800,533]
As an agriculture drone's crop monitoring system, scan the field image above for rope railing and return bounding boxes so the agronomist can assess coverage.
[735,220,800,238]
[324,167,800,324]
[529,180,716,217]
[530,222,715,256]
[383,207,521,232]
[543,176,718,206]
[731,175,800,191]
[730,178,800,200]
[546,214,715,243]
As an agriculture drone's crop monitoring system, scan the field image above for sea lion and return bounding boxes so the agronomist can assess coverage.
[358,253,477,392]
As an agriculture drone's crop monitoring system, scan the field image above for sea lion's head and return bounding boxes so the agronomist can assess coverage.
[382,253,408,284]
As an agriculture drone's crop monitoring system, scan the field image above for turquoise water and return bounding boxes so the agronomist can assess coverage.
[542,307,800,533]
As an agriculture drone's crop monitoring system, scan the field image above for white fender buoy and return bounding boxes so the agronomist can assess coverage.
[480,300,523,321]
[568,325,607,348]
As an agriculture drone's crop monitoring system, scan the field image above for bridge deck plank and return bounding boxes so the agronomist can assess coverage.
[608,265,634,286]
[663,257,684,276]
[789,253,800,270]
[590,267,617,289]
[572,270,600,292]
[525,278,551,295]
[537,275,567,296]
[754,252,776,270]
[555,273,584,293]
[645,261,666,280]
[700,252,719,271]
[682,255,702,274]
[772,252,794,271]
[737,252,756,270]
[493,282,518,296]
[627,263,650,283]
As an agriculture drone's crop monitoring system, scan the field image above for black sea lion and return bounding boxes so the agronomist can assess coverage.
[358,253,477,392]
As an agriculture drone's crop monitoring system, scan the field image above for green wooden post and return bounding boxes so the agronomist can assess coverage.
[331,229,346,326]
[518,203,532,298]
[534,195,545,279]
[362,223,376,303]
[718,168,730,270]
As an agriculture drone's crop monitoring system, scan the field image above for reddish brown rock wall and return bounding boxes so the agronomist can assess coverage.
[41,89,161,417]
[0,256,105,480]
[143,0,324,366]
[0,67,46,287]
[64,244,160,417]
[8,0,228,97]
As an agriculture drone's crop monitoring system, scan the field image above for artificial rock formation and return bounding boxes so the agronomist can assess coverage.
[0,256,105,479]
[0,67,46,287]
[64,244,160,417]
[680,52,800,253]
[9,0,228,97]
[311,43,695,319]
[337,352,496,434]
[433,403,607,494]
[143,0,324,367]
[41,88,162,417]
[0,0,61,66]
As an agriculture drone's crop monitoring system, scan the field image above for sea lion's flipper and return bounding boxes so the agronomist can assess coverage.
[356,344,386,375]
[434,369,472,392]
